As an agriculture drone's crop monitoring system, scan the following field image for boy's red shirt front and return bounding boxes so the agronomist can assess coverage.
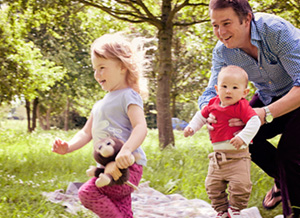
[201,96,257,143]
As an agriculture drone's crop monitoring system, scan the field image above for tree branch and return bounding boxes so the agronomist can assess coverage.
[133,0,158,21]
[169,1,209,26]
[126,0,163,29]
[174,18,210,26]
[167,0,188,24]
[77,0,163,29]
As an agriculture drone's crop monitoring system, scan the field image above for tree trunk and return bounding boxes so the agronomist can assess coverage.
[25,99,32,132]
[171,93,176,118]
[46,106,51,130]
[156,0,174,148]
[64,97,70,131]
[37,104,51,130]
[25,98,39,132]
[32,97,38,130]
[37,105,46,130]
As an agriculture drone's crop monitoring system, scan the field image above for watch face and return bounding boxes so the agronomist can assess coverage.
[266,114,273,123]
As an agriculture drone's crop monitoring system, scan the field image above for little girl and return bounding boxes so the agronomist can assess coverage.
[52,32,150,218]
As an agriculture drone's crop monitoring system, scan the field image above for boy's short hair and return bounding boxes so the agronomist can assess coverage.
[219,65,249,87]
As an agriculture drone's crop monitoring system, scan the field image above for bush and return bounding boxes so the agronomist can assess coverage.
[51,110,87,130]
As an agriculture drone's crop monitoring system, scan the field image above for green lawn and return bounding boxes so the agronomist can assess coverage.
[0,120,282,217]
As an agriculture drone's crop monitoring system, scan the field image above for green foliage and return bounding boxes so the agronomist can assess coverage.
[170,22,216,120]
[0,120,95,217]
[174,101,199,122]
[142,129,211,198]
[2,1,134,125]
[0,6,65,103]
[0,120,283,217]
[251,0,300,28]
[171,23,214,102]
[8,41,65,99]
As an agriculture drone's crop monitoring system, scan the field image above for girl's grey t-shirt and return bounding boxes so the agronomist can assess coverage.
[91,88,147,166]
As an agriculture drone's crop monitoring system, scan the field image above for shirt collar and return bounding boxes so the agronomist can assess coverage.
[250,18,262,50]
[250,17,261,41]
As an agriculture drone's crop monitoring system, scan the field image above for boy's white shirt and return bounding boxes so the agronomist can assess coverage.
[188,111,261,150]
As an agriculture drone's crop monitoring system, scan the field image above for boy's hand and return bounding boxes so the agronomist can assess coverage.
[105,161,122,181]
[52,137,69,155]
[183,127,194,137]
[230,136,245,150]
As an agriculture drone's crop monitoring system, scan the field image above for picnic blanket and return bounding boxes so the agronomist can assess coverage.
[42,181,265,218]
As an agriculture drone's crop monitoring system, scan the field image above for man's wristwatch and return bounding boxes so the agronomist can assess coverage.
[263,106,274,124]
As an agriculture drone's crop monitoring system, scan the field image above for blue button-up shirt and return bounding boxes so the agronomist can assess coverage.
[198,13,300,109]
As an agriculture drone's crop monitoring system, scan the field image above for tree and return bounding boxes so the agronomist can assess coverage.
[0,5,65,132]
[170,22,215,120]
[2,1,131,131]
[251,0,300,28]
[75,0,210,147]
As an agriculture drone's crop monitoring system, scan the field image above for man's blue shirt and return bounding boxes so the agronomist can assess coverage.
[198,13,300,109]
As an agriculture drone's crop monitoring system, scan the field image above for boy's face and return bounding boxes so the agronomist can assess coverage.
[215,69,249,107]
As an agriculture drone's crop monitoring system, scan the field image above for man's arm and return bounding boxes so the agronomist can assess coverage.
[254,86,300,124]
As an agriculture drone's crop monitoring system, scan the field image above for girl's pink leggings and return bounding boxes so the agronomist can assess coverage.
[78,164,143,218]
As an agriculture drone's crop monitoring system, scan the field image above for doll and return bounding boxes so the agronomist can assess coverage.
[86,137,138,190]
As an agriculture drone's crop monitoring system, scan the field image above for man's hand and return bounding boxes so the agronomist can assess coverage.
[253,107,266,125]
[228,118,245,127]
[206,113,217,130]
[228,107,265,127]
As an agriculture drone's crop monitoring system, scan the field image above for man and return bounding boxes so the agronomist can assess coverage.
[198,0,300,217]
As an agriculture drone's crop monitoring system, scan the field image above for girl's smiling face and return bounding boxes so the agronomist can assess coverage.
[92,56,128,92]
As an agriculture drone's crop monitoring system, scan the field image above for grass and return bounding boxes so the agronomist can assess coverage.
[0,120,282,217]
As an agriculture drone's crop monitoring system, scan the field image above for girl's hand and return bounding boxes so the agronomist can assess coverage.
[105,161,122,181]
[230,136,245,150]
[116,147,134,169]
[183,127,194,137]
[52,137,69,155]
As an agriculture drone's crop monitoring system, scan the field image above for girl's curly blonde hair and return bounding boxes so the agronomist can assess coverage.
[91,32,150,99]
